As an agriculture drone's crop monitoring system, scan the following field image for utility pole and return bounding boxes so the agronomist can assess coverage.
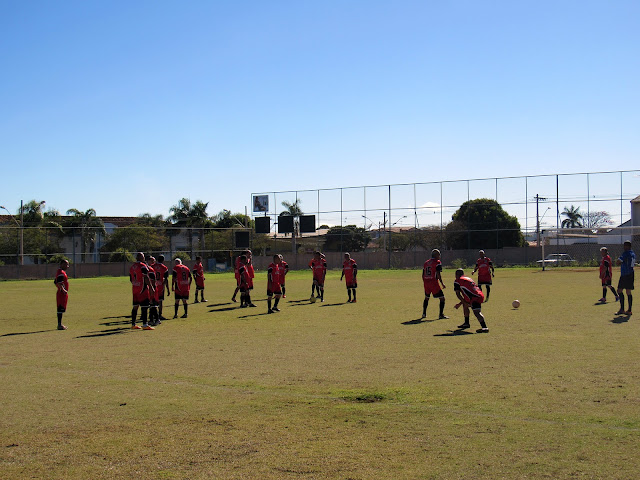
[535,194,547,248]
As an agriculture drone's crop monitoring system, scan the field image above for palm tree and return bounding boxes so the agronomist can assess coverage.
[168,199,211,257]
[66,208,106,262]
[280,199,303,238]
[561,205,583,228]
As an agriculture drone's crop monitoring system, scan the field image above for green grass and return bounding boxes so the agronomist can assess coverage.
[1,268,638,479]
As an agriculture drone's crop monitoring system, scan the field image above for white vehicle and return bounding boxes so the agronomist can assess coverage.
[536,253,576,266]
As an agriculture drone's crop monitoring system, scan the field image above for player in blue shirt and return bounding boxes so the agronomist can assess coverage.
[616,240,635,315]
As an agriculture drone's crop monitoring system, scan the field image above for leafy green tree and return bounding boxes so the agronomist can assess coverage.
[108,248,136,263]
[169,198,212,256]
[136,213,168,227]
[101,226,167,260]
[65,208,106,262]
[445,198,524,249]
[561,205,583,228]
[212,210,252,229]
[323,225,371,252]
[407,226,444,250]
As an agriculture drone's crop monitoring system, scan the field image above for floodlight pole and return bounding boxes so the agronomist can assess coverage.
[20,200,23,266]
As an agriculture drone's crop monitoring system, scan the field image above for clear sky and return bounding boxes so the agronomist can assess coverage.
[1,1,638,222]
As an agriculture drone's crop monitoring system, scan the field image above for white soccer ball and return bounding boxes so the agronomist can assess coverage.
[512,300,520,309]
[310,296,317,303]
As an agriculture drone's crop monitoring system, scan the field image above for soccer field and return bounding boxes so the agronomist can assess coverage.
[1,268,638,479]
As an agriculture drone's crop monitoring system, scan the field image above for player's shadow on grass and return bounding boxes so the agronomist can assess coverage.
[433,329,474,337]
[611,314,630,324]
[76,327,130,338]
[100,316,131,327]
[209,306,241,313]
[287,299,312,304]
[238,311,274,319]
[206,302,234,308]
[402,318,439,325]
[0,329,52,337]
[320,302,346,307]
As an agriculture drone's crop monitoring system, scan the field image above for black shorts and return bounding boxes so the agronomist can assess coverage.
[174,293,189,300]
[133,298,150,307]
[470,301,482,311]
[618,273,635,291]
[267,288,282,297]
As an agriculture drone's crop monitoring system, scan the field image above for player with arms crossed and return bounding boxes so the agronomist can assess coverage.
[267,255,283,313]
[472,250,495,301]
[454,268,489,333]
[54,259,70,330]
[341,252,358,303]
[130,252,155,330]
[422,249,448,320]
[192,256,207,303]
[616,240,635,315]
[309,251,327,302]
[172,258,192,318]
[598,247,618,303]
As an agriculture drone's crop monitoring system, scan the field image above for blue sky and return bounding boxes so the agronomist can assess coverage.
[1,1,638,224]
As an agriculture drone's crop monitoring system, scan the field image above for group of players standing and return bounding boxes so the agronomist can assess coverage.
[53,242,634,332]
[229,249,358,314]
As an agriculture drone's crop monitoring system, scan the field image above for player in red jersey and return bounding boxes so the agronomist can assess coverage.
[54,259,70,330]
[267,255,283,313]
[340,252,358,303]
[146,258,160,326]
[309,251,327,302]
[279,254,289,298]
[130,252,155,330]
[422,249,448,320]
[172,258,192,318]
[453,268,489,333]
[598,247,619,303]
[472,250,495,301]
[153,254,170,319]
[237,255,256,307]
[232,250,251,302]
[192,256,207,303]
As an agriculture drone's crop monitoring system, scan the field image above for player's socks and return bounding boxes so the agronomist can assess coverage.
[486,286,491,300]
[174,304,179,317]
[423,298,429,316]
[274,297,280,308]
[141,307,148,324]
[184,304,188,316]
[352,290,356,302]
[268,298,272,311]
[476,313,487,329]
[439,300,446,317]
[628,295,633,311]
[609,286,617,297]
[282,286,286,297]
[602,287,608,299]
[131,308,137,325]
[619,296,626,311]
[348,290,352,302]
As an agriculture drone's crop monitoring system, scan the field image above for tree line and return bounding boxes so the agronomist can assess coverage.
[0,197,615,265]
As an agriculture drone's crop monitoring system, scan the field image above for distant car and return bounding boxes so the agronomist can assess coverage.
[536,254,576,266]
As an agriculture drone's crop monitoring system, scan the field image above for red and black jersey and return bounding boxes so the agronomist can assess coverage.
[54,268,69,292]
[309,258,327,279]
[600,255,613,279]
[172,264,192,296]
[422,258,442,282]
[153,262,169,288]
[280,261,289,283]
[454,276,484,303]
[476,257,493,276]
[130,262,150,295]
[342,258,357,282]
[267,262,281,289]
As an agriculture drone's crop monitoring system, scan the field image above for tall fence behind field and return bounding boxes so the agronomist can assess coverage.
[252,169,640,240]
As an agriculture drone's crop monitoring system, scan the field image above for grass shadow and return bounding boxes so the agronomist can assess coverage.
[76,327,130,338]
[209,306,241,313]
[320,303,347,307]
[1,329,52,337]
[611,315,630,324]
[433,329,475,337]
